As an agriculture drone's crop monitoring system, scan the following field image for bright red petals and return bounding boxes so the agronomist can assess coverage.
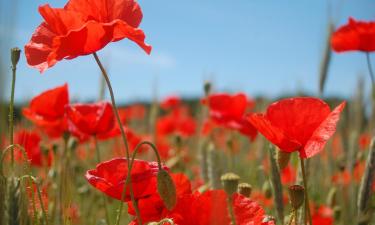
[160,96,181,110]
[156,107,196,138]
[14,130,53,167]
[22,84,69,138]
[66,101,119,139]
[203,93,257,140]
[25,0,151,72]
[331,18,375,53]
[247,97,345,158]
[85,158,167,202]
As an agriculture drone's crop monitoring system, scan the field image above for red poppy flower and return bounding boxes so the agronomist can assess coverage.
[193,191,274,225]
[25,0,151,72]
[127,173,192,224]
[247,97,345,158]
[129,185,274,225]
[312,205,334,225]
[85,158,167,202]
[331,17,375,52]
[118,104,146,123]
[65,101,119,139]
[281,165,296,185]
[14,130,53,167]
[359,133,371,150]
[160,96,181,110]
[203,93,257,140]
[156,107,196,138]
[22,84,69,138]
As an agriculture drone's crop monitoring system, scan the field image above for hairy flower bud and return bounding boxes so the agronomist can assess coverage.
[221,172,240,196]
[157,169,177,210]
[237,183,252,197]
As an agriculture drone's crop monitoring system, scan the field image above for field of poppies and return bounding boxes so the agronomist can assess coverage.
[0,0,375,225]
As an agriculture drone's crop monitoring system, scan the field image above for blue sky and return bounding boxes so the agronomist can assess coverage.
[1,0,375,104]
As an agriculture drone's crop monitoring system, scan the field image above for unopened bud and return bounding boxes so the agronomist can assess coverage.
[262,181,272,199]
[237,183,252,197]
[157,169,177,210]
[277,150,291,170]
[204,81,212,96]
[221,172,240,195]
[288,185,305,210]
[11,47,21,68]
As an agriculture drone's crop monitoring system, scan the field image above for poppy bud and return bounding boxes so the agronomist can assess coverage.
[262,181,272,199]
[11,47,21,68]
[204,81,212,96]
[237,182,252,197]
[221,172,240,195]
[277,150,291,170]
[157,169,177,210]
[288,185,305,210]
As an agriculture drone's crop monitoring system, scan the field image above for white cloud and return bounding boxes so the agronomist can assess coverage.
[102,45,177,69]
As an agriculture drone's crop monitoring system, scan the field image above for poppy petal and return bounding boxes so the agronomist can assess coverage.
[301,102,346,158]
[247,113,301,152]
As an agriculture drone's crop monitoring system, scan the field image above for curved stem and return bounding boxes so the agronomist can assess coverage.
[93,52,141,224]
[0,144,30,177]
[94,136,112,225]
[9,64,17,169]
[300,158,312,225]
[115,141,163,225]
[93,52,131,158]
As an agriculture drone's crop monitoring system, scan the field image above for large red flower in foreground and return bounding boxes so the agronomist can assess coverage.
[85,158,168,202]
[129,190,274,225]
[25,0,151,72]
[331,17,375,52]
[203,93,257,140]
[23,84,69,138]
[246,97,345,158]
[66,101,119,139]
[15,130,53,167]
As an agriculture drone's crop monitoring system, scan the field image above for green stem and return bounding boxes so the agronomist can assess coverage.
[287,210,296,225]
[366,53,374,86]
[9,62,17,169]
[94,136,112,225]
[227,195,237,225]
[93,52,142,225]
[300,158,312,225]
[115,141,163,225]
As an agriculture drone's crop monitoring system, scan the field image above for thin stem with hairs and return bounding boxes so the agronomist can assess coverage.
[300,158,312,225]
[115,141,163,225]
[93,52,142,224]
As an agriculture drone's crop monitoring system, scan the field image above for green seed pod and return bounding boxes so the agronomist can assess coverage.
[237,183,252,197]
[221,172,240,195]
[262,181,272,199]
[11,47,21,68]
[157,169,177,210]
[288,185,305,210]
[277,150,291,170]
